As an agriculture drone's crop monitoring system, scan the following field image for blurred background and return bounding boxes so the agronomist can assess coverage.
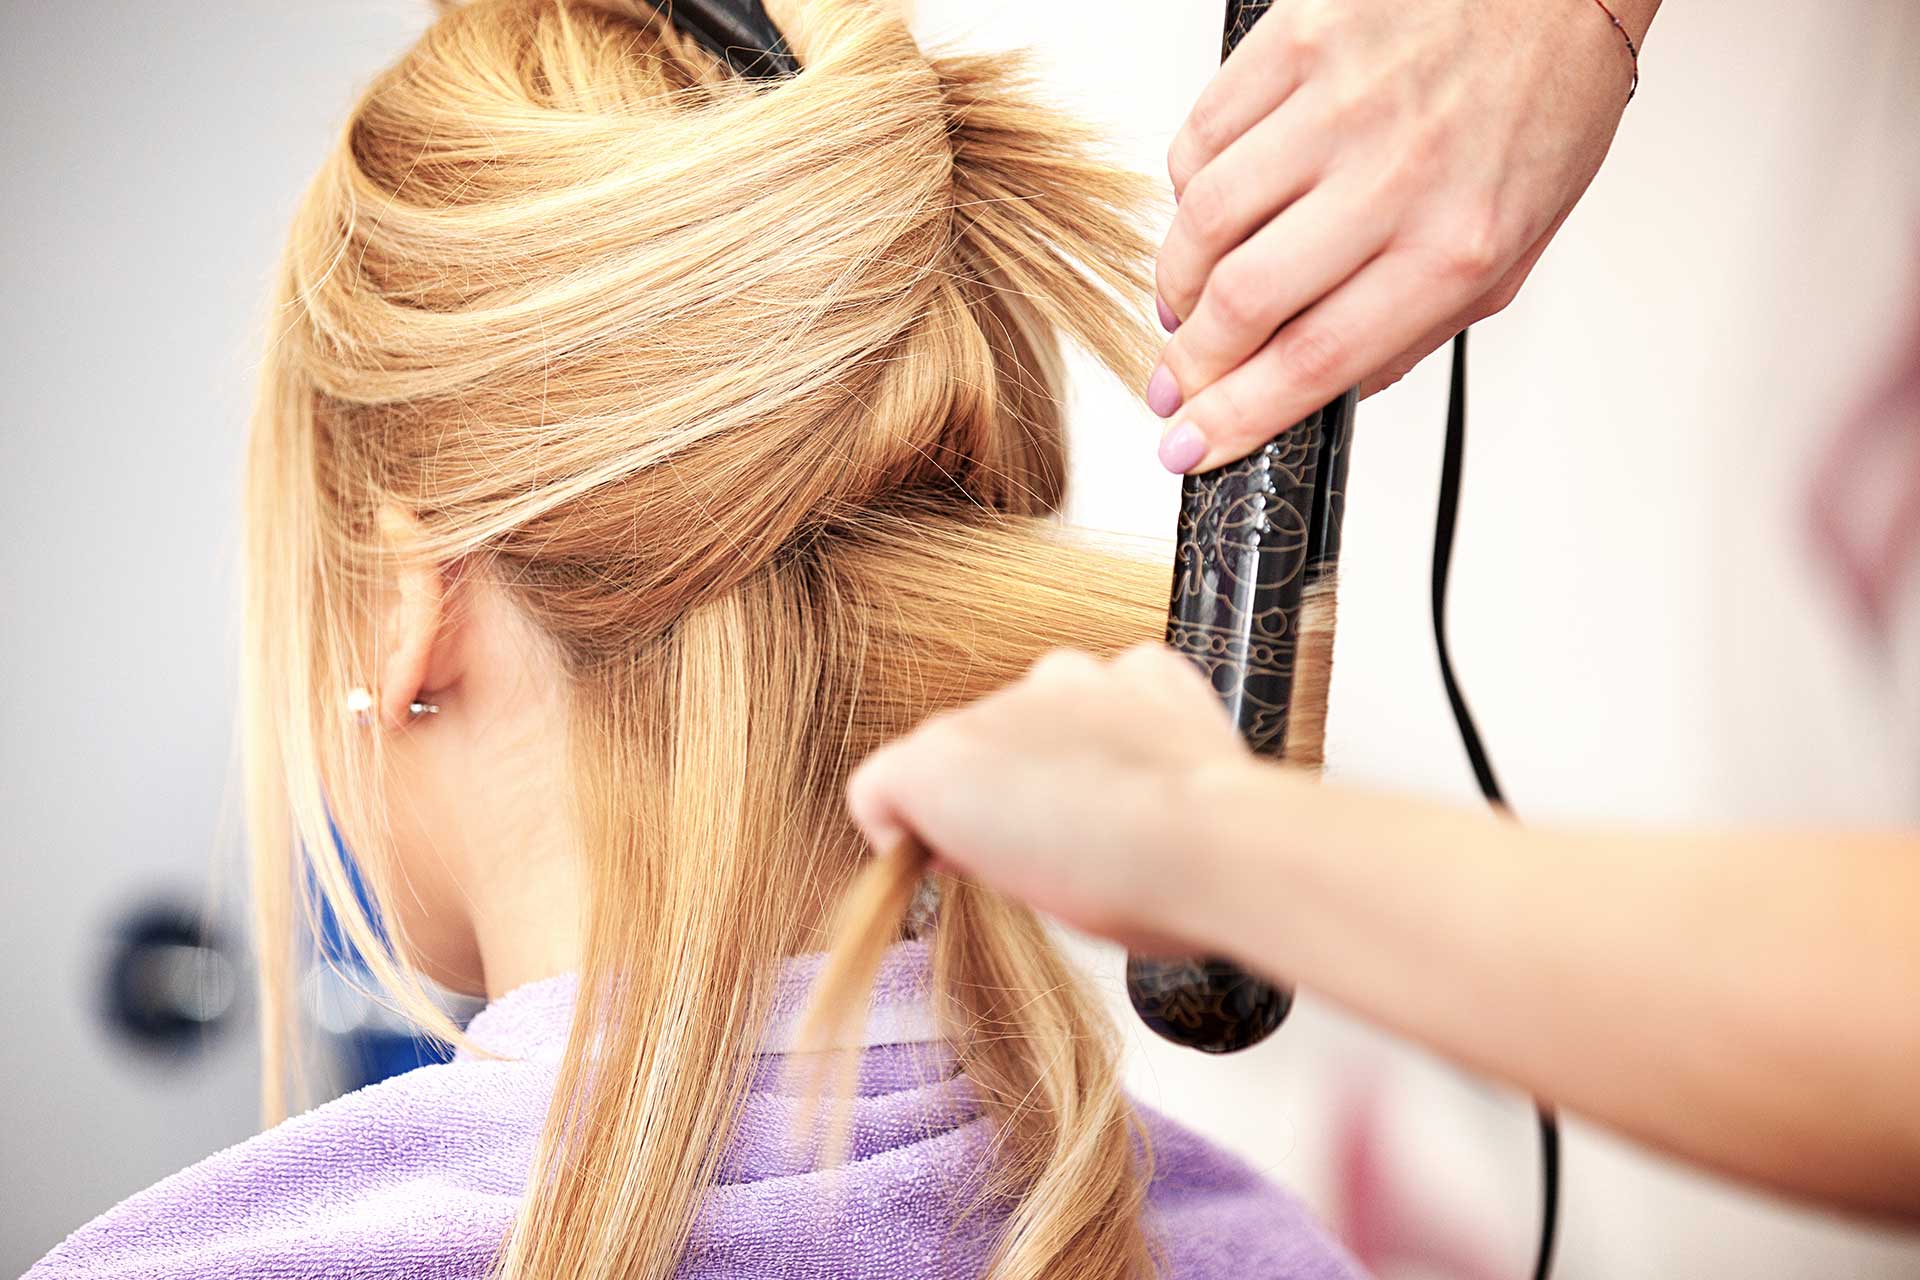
[4,1,1919,1276]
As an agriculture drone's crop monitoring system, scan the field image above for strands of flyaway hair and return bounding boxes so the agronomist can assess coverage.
[788,833,933,1166]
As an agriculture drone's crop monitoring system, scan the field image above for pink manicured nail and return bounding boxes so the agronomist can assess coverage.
[1156,295,1181,333]
[1145,364,1182,418]
[1158,421,1206,474]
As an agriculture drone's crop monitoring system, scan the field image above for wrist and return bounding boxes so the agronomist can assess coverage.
[1580,0,1655,102]
[1168,753,1283,966]
[1605,0,1660,44]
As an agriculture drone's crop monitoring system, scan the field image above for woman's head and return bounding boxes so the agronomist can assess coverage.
[245,0,1168,1274]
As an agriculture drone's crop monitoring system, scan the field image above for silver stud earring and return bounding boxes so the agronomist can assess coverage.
[346,687,440,725]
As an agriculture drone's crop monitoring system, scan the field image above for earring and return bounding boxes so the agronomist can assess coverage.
[345,687,440,725]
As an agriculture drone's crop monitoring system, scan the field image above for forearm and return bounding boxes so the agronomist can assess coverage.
[1185,760,1920,1220]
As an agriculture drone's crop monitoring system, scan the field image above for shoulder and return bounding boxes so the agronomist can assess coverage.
[1138,1104,1368,1280]
[26,1054,553,1280]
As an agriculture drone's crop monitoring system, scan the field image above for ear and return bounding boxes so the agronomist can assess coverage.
[374,505,459,730]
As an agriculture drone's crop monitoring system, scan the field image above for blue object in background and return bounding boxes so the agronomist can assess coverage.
[311,824,457,1090]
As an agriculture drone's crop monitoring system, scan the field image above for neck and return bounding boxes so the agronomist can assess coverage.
[466,844,586,1000]
[414,686,588,1000]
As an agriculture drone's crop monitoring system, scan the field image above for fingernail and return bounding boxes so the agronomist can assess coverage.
[1145,364,1182,418]
[1156,295,1181,333]
[1158,421,1207,474]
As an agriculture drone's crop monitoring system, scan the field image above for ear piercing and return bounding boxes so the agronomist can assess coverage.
[345,687,440,725]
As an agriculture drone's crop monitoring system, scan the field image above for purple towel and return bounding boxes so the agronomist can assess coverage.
[30,943,1364,1278]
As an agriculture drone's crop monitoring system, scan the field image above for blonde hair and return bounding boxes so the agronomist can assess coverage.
[243,0,1177,1276]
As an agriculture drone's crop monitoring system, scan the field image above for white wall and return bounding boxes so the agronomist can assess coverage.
[4,1,1918,1276]
[0,3,426,1270]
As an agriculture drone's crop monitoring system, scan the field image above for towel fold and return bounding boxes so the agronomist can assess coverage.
[29,943,1364,1279]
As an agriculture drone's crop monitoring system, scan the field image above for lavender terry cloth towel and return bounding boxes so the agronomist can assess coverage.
[29,942,1366,1279]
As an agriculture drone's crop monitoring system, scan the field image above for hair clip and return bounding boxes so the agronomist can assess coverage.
[663,0,800,79]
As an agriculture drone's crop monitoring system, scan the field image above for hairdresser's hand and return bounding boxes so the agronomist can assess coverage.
[847,644,1262,955]
[1148,0,1654,472]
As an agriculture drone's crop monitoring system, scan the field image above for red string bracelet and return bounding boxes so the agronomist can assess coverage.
[1589,0,1641,104]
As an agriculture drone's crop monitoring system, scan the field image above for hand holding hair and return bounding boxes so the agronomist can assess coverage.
[848,643,1255,958]
[852,644,1920,1222]
[1147,0,1658,473]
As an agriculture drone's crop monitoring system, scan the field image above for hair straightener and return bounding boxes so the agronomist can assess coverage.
[1120,0,1355,1055]
[667,0,799,77]
[664,3,1558,1276]
[1123,11,1559,1279]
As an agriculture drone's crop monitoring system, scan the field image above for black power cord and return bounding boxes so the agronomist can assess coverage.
[1431,328,1562,1280]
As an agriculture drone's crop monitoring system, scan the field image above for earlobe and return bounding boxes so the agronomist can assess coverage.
[375,505,451,731]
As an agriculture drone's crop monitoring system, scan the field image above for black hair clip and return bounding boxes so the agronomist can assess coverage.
[663,0,800,79]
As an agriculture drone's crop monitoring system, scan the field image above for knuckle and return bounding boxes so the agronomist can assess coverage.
[1202,258,1272,334]
[1179,172,1236,247]
[1163,649,1214,698]
[1436,208,1505,281]
[910,712,983,766]
[1301,90,1342,136]
[1448,239,1500,282]
[1112,641,1168,673]
[1283,0,1337,61]
[1324,83,1388,134]
[1028,648,1098,686]
[1183,96,1230,161]
[1204,378,1263,445]
[1400,115,1447,163]
[911,708,963,748]
[1377,139,1440,205]
[1124,643,1191,685]
[1277,323,1349,390]
[1372,158,1420,208]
